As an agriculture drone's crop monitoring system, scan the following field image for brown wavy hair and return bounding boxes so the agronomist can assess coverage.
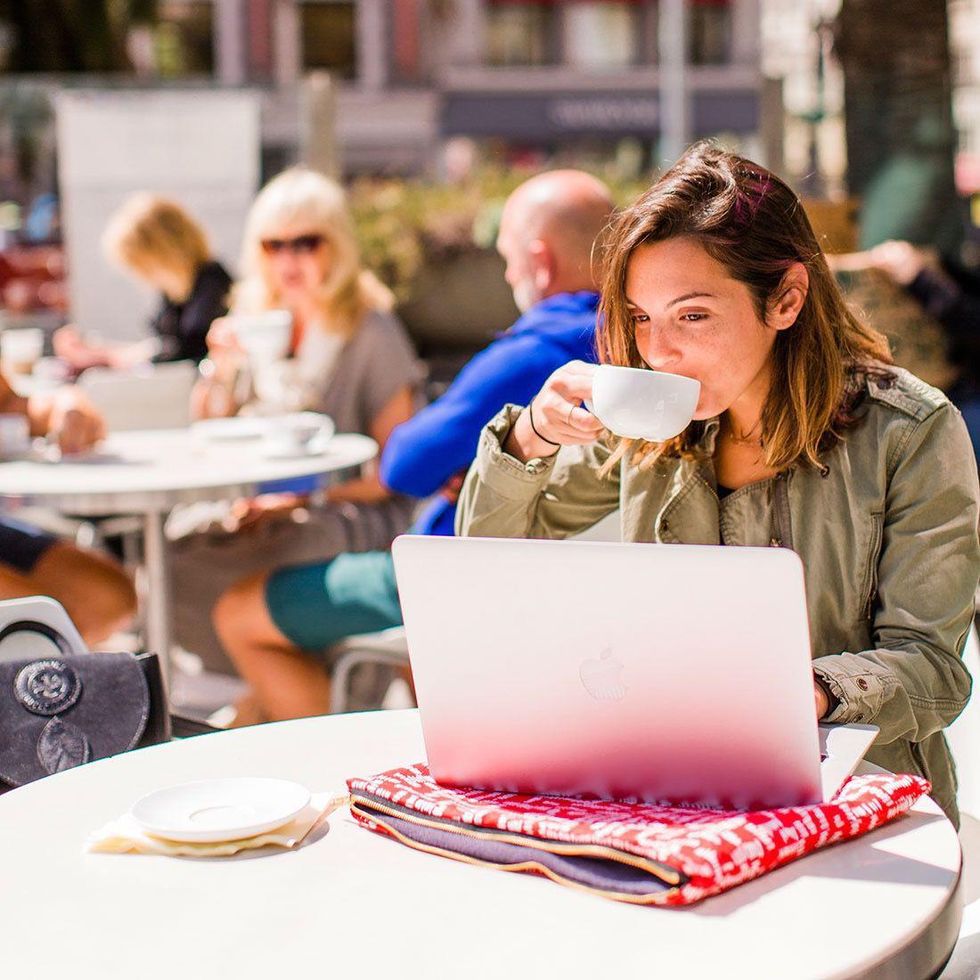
[596,143,893,473]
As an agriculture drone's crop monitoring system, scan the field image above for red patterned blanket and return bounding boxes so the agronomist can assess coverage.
[348,764,928,905]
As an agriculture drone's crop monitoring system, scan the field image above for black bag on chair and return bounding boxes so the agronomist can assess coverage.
[0,620,171,791]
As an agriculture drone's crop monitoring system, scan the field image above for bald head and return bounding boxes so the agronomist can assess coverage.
[497,170,614,310]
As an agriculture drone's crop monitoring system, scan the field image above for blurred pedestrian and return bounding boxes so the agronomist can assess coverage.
[54,194,231,371]
[866,239,980,460]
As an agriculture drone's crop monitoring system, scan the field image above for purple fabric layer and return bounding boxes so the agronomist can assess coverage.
[377,810,674,896]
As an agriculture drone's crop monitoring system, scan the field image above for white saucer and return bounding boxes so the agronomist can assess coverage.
[192,417,270,442]
[130,777,311,843]
[194,413,336,450]
[259,433,334,459]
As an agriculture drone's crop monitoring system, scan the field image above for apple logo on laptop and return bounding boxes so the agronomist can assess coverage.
[579,649,628,702]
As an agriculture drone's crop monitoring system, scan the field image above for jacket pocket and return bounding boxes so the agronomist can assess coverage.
[862,511,884,621]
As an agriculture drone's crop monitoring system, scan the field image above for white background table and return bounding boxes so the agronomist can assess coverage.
[0,428,377,667]
[0,710,961,979]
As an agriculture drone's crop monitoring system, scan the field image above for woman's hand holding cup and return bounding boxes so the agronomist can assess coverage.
[204,317,244,365]
[193,317,248,419]
[507,360,604,462]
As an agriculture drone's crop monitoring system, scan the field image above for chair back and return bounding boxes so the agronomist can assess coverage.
[0,595,88,662]
[78,360,196,431]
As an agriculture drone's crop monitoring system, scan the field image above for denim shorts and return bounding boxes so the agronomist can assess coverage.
[265,550,403,653]
[0,515,58,574]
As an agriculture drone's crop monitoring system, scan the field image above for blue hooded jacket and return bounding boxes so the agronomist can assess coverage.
[379,290,600,536]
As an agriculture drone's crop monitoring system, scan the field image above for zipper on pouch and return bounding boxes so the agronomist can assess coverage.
[350,792,688,898]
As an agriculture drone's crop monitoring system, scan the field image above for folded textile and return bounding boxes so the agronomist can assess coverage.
[86,792,345,857]
[348,765,928,905]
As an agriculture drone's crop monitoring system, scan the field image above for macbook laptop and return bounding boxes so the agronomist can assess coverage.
[392,535,878,810]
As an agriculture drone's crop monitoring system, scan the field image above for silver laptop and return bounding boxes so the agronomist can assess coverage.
[392,535,877,810]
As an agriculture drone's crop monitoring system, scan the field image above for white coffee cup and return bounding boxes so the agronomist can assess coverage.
[262,412,335,457]
[588,364,700,441]
[1,328,44,375]
[0,413,31,458]
[227,310,293,362]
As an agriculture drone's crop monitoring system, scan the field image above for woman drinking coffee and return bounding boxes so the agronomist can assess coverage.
[170,167,422,679]
[456,143,980,826]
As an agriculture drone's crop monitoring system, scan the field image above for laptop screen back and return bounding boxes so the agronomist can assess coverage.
[393,535,823,810]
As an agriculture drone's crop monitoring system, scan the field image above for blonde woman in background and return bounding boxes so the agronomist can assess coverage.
[54,194,231,371]
[169,167,422,680]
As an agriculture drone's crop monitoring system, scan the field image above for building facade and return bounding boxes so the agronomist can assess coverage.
[161,0,773,176]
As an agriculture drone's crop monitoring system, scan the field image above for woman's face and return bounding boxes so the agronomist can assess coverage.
[261,224,330,307]
[138,264,188,303]
[624,237,785,420]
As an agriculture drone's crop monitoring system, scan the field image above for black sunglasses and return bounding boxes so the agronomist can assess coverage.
[260,233,325,255]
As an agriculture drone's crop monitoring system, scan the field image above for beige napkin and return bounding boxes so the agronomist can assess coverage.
[86,792,348,857]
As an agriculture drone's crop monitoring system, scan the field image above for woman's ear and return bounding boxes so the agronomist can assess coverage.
[767,262,809,332]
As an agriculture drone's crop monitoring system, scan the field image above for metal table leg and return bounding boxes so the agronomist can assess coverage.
[141,510,172,687]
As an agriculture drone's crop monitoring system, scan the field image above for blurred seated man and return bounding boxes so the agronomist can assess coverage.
[0,372,137,644]
[213,169,613,723]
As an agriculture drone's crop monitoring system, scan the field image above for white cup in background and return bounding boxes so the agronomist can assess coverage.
[261,412,335,457]
[251,359,303,414]
[1,328,44,376]
[588,364,700,441]
[31,357,70,385]
[0,413,31,458]
[227,310,293,363]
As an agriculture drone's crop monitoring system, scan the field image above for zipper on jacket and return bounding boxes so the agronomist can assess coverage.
[771,471,794,551]
[863,512,884,620]
[349,792,687,887]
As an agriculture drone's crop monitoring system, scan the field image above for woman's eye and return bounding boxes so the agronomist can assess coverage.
[629,312,650,324]
[680,312,708,322]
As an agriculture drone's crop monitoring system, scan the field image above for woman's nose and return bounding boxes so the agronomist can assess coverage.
[638,326,680,371]
[272,254,304,280]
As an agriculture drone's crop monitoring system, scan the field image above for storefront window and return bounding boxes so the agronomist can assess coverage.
[486,2,559,67]
[689,0,732,66]
[156,2,214,76]
[564,2,640,70]
[302,1,357,79]
[391,0,426,84]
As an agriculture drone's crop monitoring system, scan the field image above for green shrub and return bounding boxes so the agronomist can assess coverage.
[349,165,647,302]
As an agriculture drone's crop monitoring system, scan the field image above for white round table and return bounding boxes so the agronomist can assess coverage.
[0,710,961,979]
[0,428,377,668]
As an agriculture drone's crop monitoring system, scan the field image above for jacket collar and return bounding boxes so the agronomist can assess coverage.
[508,291,600,340]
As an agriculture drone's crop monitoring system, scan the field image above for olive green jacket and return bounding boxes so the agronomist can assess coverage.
[456,369,980,825]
